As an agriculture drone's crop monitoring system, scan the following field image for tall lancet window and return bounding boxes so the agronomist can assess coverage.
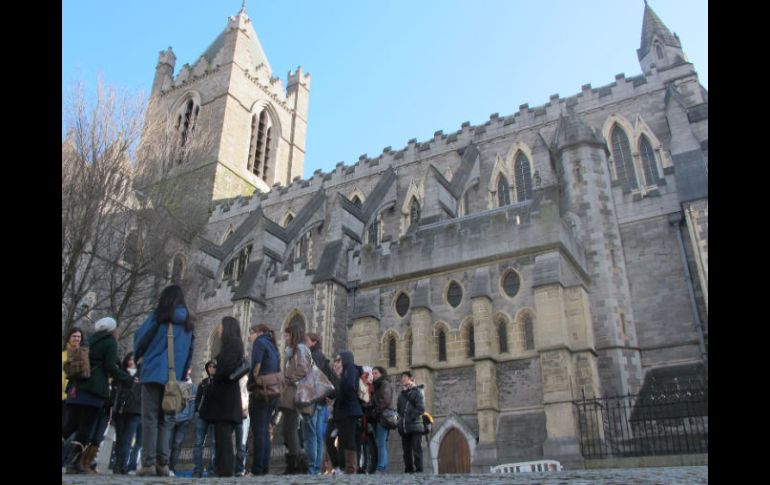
[409,197,420,230]
[514,153,533,202]
[497,175,511,207]
[639,136,660,187]
[175,98,199,164]
[610,126,638,189]
[248,108,273,182]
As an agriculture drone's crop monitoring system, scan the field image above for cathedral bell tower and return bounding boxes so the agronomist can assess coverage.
[136,3,310,225]
[637,1,689,73]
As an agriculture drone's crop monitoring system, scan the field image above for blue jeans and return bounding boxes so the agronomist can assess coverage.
[192,415,216,475]
[127,425,142,471]
[235,415,249,474]
[169,416,192,472]
[302,403,328,474]
[374,422,389,471]
[140,383,173,467]
[249,397,276,475]
[113,414,141,473]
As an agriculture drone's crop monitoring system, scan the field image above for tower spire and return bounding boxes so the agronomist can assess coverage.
[241,0,247,13]
[637,1,687,72]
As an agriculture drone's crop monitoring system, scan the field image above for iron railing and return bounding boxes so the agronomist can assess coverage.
[574,385,708,459]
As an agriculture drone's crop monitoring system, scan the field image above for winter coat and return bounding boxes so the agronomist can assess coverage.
[397,384,425,435]
[370,376,394,421]
[195,376,213,414]
[133,305,194,385]
[333,351,363,420]
[278,343,313,415]
[113,377,142,416]
[200,338,244,424]
[73,330,132,399]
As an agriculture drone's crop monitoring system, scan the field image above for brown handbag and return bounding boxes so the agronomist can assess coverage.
[253,371,285,400]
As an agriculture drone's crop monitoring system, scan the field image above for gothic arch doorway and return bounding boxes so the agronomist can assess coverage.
[438,428,470,474]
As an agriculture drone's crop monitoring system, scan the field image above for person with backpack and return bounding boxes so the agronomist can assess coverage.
[246,323,280,476]
[62,317,133,474]
[397,370,425,474]
[192,360,217,477]
[133,285,194,477]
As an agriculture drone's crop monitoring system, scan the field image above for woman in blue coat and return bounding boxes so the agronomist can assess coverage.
[133,285,194,477]
[332,350,363,474]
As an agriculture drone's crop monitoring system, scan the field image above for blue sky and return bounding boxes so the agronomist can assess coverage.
[62,0,707,179]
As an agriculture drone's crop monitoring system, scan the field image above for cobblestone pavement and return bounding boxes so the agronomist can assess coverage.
[62,466,707,484]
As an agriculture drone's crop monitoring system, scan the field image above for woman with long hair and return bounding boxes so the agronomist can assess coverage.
[133,284,194,477]
[332,350,364,474]
[200,316,244,477]
[247,323,280,475]
[303,332,333,475]
[111,352,142,474]
[278,322,313,474]
[62,318,133,474]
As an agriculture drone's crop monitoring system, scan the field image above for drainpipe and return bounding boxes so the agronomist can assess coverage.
[668,211,708,374]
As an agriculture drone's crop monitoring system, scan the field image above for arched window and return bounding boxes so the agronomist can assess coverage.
[388,337,397,368]
[523,314,535,350]
[467,323,475,358]
[283,213,294,228]
[174,98,199,164]
[610,126,638,189]
[409,197,420,229]
[639,136,659,187]
[498,318,509,354]
[514,153,533,202]
[351,195,363,208]
[405,331,413,367]
[224,245,252,283]
[655,44,664,60]
[248,108,273,182]
[437,329,447,362]
[294,231,312,269]
[497,175,511,207]
[171,254,185,283]
[367,216,380,246]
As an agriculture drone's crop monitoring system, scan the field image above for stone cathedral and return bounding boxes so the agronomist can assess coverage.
[136,4,707,471]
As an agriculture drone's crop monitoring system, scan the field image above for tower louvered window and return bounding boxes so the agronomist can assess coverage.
[248,109,273,182]
[497,175,511,207]
[175,99,199,164]
[639,136,659,187]
[610,126,638,189]
[514,153,533,202]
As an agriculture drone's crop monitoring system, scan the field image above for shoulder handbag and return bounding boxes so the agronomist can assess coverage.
[379,408,400,430]
[161,324,189,414]
[229,357,250,381]
[294,355,335,407]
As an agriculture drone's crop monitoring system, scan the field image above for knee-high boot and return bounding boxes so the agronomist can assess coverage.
[81,445,99,474]
[344,450,357,475]
[65,441,87,474]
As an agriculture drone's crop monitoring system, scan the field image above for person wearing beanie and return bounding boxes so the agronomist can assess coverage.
[62,316,133,474]
[332,350,363,474]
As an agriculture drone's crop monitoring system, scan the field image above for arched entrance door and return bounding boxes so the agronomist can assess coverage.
[437,427,470,474]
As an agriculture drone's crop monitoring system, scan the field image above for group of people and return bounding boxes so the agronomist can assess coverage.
[62,284,430,477]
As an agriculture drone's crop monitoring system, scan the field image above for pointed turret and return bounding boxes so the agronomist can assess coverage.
[637,1,688,73]
[151,47,176,96]
[551,109,605,155]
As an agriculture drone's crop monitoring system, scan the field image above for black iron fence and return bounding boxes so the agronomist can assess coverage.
[574,385,708,459]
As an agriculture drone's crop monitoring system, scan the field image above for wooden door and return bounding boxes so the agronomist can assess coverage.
[437,428,470,474]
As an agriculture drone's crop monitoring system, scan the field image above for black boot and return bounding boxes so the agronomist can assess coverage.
[282,454,296,475]
[65,441,87,474]
[295,453,308,474]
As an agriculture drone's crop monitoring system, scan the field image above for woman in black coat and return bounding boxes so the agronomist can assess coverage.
[332,350,363,474]
[200,316,244,477]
